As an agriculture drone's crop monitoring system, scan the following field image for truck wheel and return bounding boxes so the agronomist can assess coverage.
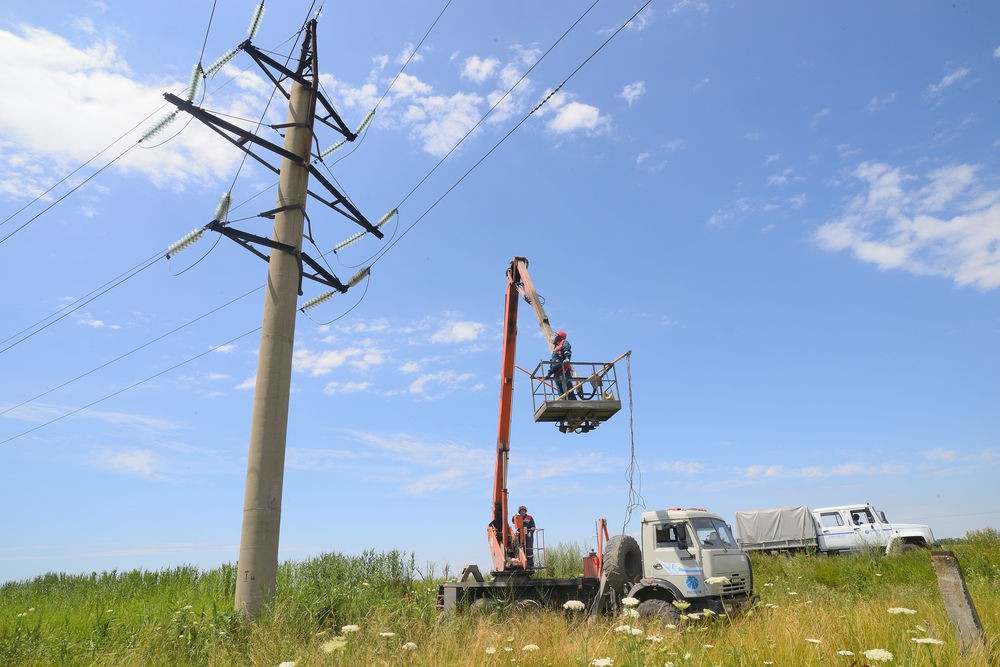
[637,598,680,625]
[603,535,642,591]
[892,542,921,555]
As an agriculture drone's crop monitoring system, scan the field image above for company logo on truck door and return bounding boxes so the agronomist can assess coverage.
[656,560,704,577]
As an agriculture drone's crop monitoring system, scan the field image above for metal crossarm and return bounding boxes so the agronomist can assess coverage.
[206,221,348,293]
[163,93,381,235]
[239,41,355,140]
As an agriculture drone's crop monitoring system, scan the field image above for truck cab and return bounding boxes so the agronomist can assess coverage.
[623,508,756,621]
[814,503,935,554]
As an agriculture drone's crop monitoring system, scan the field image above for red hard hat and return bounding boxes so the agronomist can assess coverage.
[554,330,567,339]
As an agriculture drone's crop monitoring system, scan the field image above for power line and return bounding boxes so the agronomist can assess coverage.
[0,327,262,448]
[366,0,652,271]
[0,285,262,418]
[0,251,164,356]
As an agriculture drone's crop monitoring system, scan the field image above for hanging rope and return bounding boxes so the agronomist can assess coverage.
[621,351,645,533]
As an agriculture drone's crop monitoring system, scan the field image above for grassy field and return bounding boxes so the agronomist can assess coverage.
[1,530,997,666]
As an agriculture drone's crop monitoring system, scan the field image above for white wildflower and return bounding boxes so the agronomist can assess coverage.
[837,650,855,656]
[341,624,360,633]
[875,573,883,577]
[703,643,714,648]
[805,638,822,644]
[320,639,346,653]
[486,647,497,655]
[701,608,716,616]
[623,608,639,619]
[591,659,614,667]
[563,600,586,611]
[787,591,798,596]
[278,662,296,667]
[646,635,663,642]
[912,638,944,645]
[863,648,893,662]
[764,582,773,587]
[671,600,691,610]
[622,596,640,607]
[887,607,917,615]
[378,632,396,637]
[522,644,539,652]
[402,642,418,651]
[613,624,632,633]
[704,576,730,585]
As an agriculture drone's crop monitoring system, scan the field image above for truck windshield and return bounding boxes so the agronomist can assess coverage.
[690,518,738,549]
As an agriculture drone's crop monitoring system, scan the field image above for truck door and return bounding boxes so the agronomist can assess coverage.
[816,510,856,553]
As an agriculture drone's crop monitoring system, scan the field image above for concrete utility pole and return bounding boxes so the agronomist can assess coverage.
[233,64,314,619]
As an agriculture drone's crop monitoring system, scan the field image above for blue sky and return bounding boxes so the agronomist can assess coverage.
[1,0,998,584]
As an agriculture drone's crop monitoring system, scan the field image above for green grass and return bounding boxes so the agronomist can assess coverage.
[1,533,997,665]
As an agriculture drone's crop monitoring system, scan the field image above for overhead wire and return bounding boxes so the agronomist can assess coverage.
[621,352,645,534]
[0,0,645,443]
[363,0,652,271]
[0,285,262,419]
[0,327,262,448]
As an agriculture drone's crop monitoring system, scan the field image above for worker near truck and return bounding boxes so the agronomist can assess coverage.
[547,330,581,400]
[513,505,536,567]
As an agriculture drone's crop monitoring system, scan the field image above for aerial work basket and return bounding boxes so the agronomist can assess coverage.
[527,353,626,433]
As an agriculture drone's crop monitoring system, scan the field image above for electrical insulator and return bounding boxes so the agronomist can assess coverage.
[318,140,345,160]
[300,291,335,312]
[355,109,376,135]
[204,50,237,77]
[185,63,203,101]
[333,230,364,253]
[247,3,265,39]
[141,111,179,142]
[376,208,397,228]
[166,229,204,258]
[347,267,370,287]
[213,192,232,222]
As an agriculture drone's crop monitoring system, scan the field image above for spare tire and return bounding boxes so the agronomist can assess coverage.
[602,534,642,591]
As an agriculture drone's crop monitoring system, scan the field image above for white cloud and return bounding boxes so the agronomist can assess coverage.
[547,101,610,135]
[323,381,372,394]
[396,43,424,66]
[812,107,830,127]
[619,81,646,107]
[235,376,256,390]
[814,161,1000,290]
[625,6,657,31]
[926,67,970,97]
[430,321,485,343]
[763,153,782,166]
[213,344,237,353]
[867,92,896,112]
[95,448,160,478]
[656,460,706,474]
[0,26,270,197]
[398,361,422,373]
[408,370,473,398]
[767,168,796,186]
[994,45,1000,59]
[462,56,500,83]
[922,448,958,462]
[293,341,387,376]
[668,0,708,15]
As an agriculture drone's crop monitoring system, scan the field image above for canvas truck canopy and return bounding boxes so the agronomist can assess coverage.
[735,505,817,548]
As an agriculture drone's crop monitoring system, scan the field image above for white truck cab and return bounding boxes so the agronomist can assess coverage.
[610,508,756,622]
[813,503,935,554]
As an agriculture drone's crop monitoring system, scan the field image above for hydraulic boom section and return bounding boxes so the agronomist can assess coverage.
[487,258,624,576]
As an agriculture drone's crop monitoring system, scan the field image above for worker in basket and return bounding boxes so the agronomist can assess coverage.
[513,505,537,568]
[547,330,583,400]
